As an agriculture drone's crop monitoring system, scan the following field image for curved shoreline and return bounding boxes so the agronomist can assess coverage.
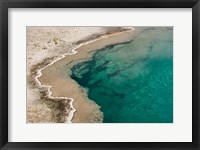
[35,27,135,123]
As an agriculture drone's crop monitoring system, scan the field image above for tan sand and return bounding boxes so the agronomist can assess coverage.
[38,29,136,123]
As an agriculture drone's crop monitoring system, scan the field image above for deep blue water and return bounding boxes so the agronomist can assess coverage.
[70,27,173,123]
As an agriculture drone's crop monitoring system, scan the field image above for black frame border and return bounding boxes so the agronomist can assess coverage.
[0,0,199,150]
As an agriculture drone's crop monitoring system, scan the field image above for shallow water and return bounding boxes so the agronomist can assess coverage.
[70,27,173,123]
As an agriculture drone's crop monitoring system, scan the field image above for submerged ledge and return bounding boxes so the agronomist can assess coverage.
[34,27,136,123]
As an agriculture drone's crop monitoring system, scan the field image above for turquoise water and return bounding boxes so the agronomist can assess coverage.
[70,27,173,123]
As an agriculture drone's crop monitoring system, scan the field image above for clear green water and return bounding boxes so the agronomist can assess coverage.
[70,27,173,123]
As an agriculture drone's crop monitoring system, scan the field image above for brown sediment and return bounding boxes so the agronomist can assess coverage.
[28,57,55,88]
[37,28,136,123]
[28,57,73,123]
[28,76,75,123]
[27,95,71,123]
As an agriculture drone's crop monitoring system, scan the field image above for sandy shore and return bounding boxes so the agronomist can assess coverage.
[27,27,141,123]
[37,28,136,123]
